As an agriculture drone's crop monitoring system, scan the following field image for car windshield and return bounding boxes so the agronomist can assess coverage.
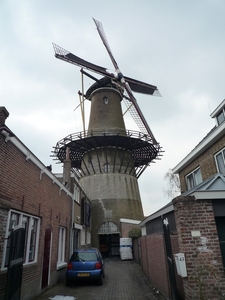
[71,252,98,262]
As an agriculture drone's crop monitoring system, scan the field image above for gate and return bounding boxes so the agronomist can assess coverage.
[5,225,26,300]
[162,217,178,300]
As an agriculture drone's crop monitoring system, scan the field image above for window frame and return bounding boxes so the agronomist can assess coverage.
[81,229,85,246]
[215,147,225,175]
[216,108,225,126]
[185,167,203,190]
[74,184,80,203]
[1,210,40,270]
[57,226,67,270]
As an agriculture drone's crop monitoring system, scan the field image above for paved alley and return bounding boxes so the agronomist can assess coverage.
[33,258,165,300]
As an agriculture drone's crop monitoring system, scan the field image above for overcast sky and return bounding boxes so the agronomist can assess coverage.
[1,1,225,216]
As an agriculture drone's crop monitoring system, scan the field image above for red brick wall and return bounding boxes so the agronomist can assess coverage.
[140,236,148,277]
[120,222,140,238]
[173,195,225,299]
[140,234,170,298]
[0,133,72,297]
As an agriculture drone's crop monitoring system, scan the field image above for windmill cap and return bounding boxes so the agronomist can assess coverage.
[85,77,124,100]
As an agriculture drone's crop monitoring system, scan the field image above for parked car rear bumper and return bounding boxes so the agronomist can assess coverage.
[66,269,103,281]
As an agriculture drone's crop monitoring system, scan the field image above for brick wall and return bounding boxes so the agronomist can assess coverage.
[140,236,148,277]
[173,195,225,299]
[0,133,73,299]
[179,135,225,192]
[140,234,170,298]
[138,194,225,299]
[120,222,140,238]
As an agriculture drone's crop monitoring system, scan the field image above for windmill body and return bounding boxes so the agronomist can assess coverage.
[52,19,162,255]
[80,81,144,249]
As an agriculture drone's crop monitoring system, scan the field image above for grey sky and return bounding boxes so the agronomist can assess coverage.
[1,0,225,215]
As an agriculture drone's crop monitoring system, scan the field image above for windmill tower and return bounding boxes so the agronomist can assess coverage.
[52,19,162,254]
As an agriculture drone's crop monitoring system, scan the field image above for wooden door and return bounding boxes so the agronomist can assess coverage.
[41,227,51,288]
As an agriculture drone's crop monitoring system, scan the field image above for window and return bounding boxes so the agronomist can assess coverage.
[98,222,119,234]
[74,184,80,203]
[71,252,97,261]
[87,231,91,244]
[215,148,225,174]
[104,163,110,173]
[58,227,66,265]
[81,229,85,245]
[2,210,40,269]
[102,96,108,104]
[186,167,202,189]
[216,109,225,125]
[29,217,38,261]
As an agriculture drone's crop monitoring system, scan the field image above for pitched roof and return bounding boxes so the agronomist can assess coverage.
[140,173,225,226]
[173,99,225,174]
[182,173,225,199]
[173,122,225,173]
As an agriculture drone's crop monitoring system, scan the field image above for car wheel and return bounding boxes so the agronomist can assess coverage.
[97,275,103,286]
[66,279,71,286]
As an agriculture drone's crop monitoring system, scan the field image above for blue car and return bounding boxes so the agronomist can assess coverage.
[66,248,105,286]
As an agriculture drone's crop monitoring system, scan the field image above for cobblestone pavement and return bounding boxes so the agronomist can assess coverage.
[33,258,165,300]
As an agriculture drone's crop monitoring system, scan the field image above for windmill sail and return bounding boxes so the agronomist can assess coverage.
[52,43,159,96]
[93,18,159,144]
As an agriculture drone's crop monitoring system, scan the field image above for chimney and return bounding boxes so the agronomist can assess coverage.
[0,107,9,126]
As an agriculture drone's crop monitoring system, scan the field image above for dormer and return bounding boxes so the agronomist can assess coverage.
[210,98,225,126]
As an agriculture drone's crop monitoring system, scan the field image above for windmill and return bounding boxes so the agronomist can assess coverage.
[52,18,162,251]
[53,18,161,143]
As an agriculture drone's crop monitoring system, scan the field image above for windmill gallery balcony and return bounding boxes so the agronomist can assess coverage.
[52,129,161,178]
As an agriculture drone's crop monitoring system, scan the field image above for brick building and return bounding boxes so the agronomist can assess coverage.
[0,107,91,300]
[138,99,225,299]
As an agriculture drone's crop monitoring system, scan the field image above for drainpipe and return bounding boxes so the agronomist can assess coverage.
[63,147,73,256]
[70,193,74,256]
[63,147,71,189]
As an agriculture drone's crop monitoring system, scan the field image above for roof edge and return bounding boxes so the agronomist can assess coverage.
[139,202,174,227]
[173,122,225,173]
[1,129,74,200]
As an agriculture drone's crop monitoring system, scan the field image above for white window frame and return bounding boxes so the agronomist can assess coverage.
[57,226,67,270]
[81,229,85,245]
[185,167,203,190]
[1,210,40,271]
[74,184,80,203]
[86,231,91,244]
[216,108,225,126]
[215,147,225,175]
